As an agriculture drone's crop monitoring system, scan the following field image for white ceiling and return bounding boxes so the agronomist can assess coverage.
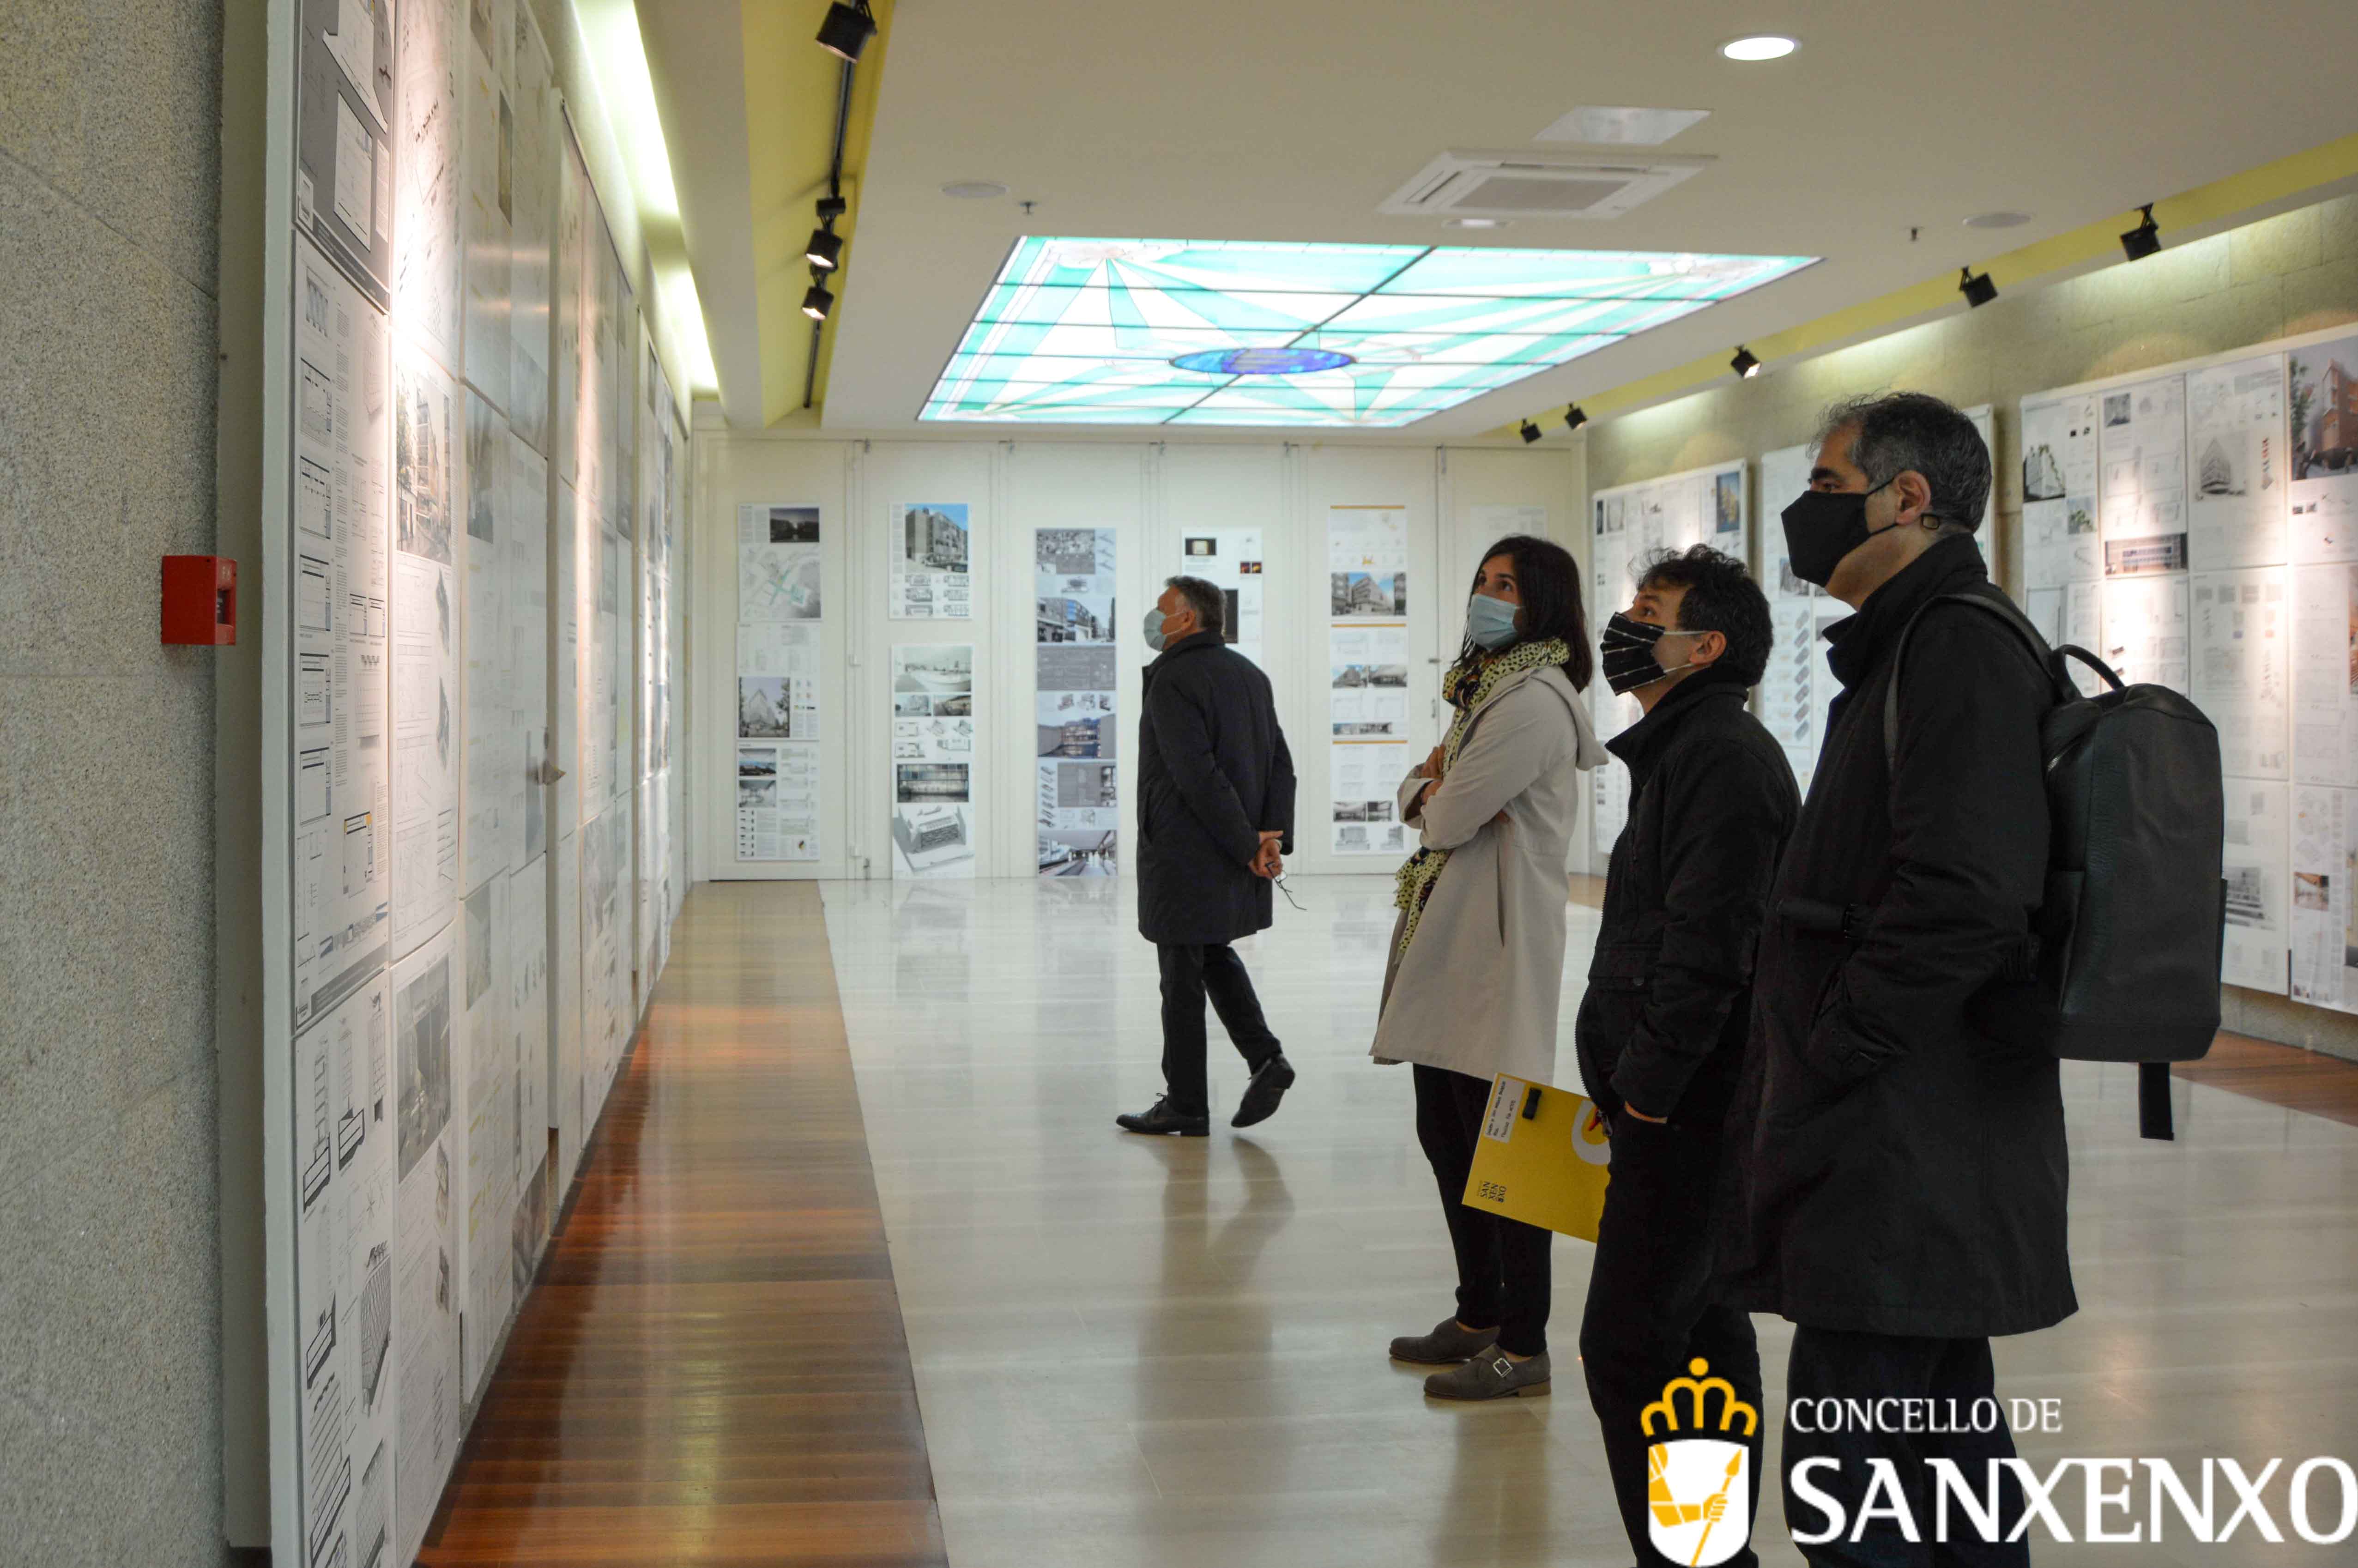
[751,0,2358,436]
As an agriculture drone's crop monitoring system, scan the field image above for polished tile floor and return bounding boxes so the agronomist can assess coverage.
[824,875,2358,1568]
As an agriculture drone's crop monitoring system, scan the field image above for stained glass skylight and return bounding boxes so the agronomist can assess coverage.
[920,237,1817,429]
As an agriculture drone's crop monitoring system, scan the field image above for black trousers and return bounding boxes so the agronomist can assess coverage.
[1412,1065,1554,1356]
[1157,943,1280,1114]
[1579,1116,1762,1568]
[1781,1327,2028,1568]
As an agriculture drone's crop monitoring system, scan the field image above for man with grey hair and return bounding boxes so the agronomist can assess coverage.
[1731,392,2070,1564]
[1119,575,1298,1137]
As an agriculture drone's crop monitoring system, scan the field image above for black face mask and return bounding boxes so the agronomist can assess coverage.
[1779,479,1900,588]
[1599,611,1698,696]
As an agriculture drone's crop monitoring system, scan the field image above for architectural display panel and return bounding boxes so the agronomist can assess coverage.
[1178,529,1264,664]
[892,645,979,878]
[1586,462,1748,852]
[924,239,1814,428]
[890,502,973,619]
[736,504,822,862]
[1326,507,1411,854]
[1036,528,1119,876]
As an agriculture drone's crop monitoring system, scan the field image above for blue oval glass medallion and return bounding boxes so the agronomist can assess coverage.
[1170,347,1354,375]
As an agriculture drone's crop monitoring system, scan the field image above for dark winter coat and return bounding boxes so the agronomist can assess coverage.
[1727,534,2077,1339]
[1574,672,1798,1132]
[1137,632,1296,947]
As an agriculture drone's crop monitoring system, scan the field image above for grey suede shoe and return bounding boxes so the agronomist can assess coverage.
[1423,1345,1551,1400]
[1388,1317,1500,1367]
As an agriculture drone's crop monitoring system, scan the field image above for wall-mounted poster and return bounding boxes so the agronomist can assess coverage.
[1036,528,1118,876]
[2222,779,2291,992]
[1327,506,1410,855]
[2290,334,2358,563]
[735,503,822,861]
[2186,356,2287,569]
[890,502,972,619]
[2189,568,2289,778]
[391,344,462,957]
[891,644,978,878]
[1178,529,1264,664]
[2098,375,2188,577]
[295,0,394,305]
[736,503,823,621]
[291,233,393,1032]
[1586,463,1748,850]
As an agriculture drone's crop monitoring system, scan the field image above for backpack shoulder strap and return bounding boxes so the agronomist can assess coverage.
[1881,589,2065,773]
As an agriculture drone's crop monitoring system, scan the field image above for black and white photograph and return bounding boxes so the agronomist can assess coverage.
[738,676,793,738]
[897,763,971,803]
[1035,527,1112,579]
[892,644,974,699]
[1037,829,1117,878]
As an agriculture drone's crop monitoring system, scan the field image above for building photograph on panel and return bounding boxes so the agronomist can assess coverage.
[7,0,2358,1565]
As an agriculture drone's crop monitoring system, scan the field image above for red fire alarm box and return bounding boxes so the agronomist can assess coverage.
[163,555,237,645]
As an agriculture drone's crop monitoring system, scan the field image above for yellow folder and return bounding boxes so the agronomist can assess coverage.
[1460,1073,1613,1242]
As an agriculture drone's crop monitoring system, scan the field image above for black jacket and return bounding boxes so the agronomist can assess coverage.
[1575,672,1797,1131]
[1137,633,1296,946]
[1728,535,2076,1338]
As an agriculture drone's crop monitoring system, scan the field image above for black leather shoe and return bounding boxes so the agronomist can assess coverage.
[1116,1097,1210,1137]
[1230,1053,1296,1129]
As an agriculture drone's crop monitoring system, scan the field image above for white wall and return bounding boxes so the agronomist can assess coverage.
[692,434,1586,884]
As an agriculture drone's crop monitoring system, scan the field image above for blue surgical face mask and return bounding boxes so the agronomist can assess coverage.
[1143,605,1171,652]
[1466,592,1521,651]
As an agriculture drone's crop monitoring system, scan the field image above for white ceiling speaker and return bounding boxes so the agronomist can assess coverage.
[1379,149,1711,222]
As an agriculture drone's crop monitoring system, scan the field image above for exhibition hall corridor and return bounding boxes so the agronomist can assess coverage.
[419,878,2358,1568]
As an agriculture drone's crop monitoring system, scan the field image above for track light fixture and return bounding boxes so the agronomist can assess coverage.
[1730,345,1760,379]
[801,278,835,321]
[1519,419,1543,444]
[805,227,843,270]
[1959,266,1997,308]
[2121,204,2162,261]
[815,0,877,61]
[1563,405,1588,432]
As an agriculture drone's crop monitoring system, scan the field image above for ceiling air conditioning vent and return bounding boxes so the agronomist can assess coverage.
[1379,149,1710,221]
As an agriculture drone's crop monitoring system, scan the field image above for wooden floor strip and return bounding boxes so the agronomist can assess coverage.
[419,882,948,1568]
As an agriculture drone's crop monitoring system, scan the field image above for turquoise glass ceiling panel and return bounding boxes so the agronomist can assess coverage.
[922,237,1816,429]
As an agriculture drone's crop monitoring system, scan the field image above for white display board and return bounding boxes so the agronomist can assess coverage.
[1586,461,1750,853]
[736,504,823,861]
[2015,328,2358,1001]
[1036,528,1120,876]
[265,0,688,1556]
[1327,505,1412,855]
[891,644,978,877]
[1177,528,1265,664]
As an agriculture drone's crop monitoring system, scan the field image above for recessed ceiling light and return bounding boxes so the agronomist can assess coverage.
[1720,35,1797,61]
[1449,217,1506,230]
[941,180,1008,200]
[1964,210,2033,230]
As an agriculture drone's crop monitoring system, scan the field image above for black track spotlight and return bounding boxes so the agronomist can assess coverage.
[1730,345,1761,379]
[1519,419,1543,444]
[1959,266,1997,308]
[2121,204,2162,261]
[805,227,843,270]
[801,278,835,321]
[816,0,876,61]
[1563,404,1589,432]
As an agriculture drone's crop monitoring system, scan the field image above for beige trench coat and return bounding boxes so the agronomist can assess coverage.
[1370,663,1606,1084]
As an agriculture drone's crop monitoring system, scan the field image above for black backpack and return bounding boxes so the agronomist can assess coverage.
[1886,589,2226,1140]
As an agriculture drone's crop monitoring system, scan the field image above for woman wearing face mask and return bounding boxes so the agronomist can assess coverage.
[1373,533,1606,1401]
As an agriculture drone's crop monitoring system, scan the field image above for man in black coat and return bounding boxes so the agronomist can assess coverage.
[1117,575,1298,1138]
[1575,545,1797,1568]
[1735,393,2072,1564]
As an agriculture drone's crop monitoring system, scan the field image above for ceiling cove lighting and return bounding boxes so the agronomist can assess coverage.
[919,238,1818,429]
[815,0,877,61]
[2121,204,2162,260]
[1731,345,1761,378]
[1564,405,1589,431]
[1959,266,1998,308]
[1720,35,1797,61]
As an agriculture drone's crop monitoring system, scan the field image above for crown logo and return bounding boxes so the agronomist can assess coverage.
[1641,1358,1759,1438]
